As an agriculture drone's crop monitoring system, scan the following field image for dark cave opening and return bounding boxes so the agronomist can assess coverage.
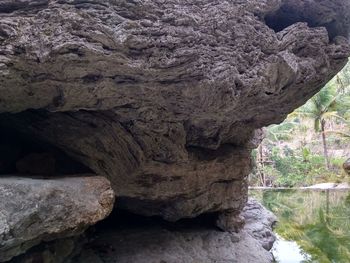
[264,4,343,41]
[0,0,49,14]
[265,7,314,32]
[96,206,220,232]
[0,120,92,176]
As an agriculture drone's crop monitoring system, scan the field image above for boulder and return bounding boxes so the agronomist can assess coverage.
[241,198,277,251]
[0,175,114,262]
[9,236,85,263]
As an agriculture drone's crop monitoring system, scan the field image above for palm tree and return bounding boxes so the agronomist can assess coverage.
[292,85,346,170]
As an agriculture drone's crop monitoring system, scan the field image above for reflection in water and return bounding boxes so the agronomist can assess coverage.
[272,234,311,263]
[250,189,350,263]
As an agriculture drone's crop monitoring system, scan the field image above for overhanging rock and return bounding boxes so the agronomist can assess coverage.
[0,0,349,221]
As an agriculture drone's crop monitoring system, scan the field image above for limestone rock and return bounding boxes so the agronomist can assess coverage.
[10,236,85,263]
[241,198,277,251]
[216,212,245,233]
[0,175,115,262]
[0,0,349,221]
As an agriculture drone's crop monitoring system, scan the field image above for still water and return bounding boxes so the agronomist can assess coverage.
[250,189,350,263]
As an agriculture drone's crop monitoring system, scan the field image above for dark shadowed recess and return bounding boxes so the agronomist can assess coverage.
[0,112,91,176]
[0,0,48,13]
[87,206,220,233]
[7,208,220,262]
[265,2,349,41]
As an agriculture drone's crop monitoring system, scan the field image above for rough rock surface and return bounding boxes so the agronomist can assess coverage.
[74,198,276,263]
[9,236,85,263]
[0,176,114,262]
[241,198,277,251]
[0,0,349,222]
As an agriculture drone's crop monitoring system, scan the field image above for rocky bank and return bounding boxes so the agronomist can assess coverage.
[0,0,350,262]
[73,198,277,263]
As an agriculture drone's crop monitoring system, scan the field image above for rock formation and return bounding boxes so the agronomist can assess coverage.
[0,0,349,261]
[0,176,114,262]
[241,198,277,251]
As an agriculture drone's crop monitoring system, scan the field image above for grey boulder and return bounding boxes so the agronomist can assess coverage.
[0,175,115,262]
[241,198,277,251]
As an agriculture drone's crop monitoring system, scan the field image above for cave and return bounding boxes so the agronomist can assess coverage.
[265,6,319,33]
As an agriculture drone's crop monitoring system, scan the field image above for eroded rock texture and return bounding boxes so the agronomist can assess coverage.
[0,176,114,262]
[241,198,277,251]
[0,0,349,222]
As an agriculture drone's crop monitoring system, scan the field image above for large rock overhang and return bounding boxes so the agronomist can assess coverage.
[0,0,349,220]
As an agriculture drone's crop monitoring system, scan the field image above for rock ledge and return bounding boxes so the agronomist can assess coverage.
[0,175,115,262]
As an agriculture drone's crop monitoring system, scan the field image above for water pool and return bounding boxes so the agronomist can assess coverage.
[250,189,350,263]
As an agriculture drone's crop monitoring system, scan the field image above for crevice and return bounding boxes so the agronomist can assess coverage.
[56,0,109,9]
[94,207,220,231]
[186,144,243,162]
[0,0,49,14]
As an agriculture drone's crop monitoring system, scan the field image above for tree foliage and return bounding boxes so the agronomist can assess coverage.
[250,61,350,187]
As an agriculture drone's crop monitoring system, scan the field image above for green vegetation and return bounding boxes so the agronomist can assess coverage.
[251,189,350,263]
[250,61,350,187]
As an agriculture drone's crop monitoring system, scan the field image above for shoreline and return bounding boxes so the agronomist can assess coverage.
[248,183,350,190]
[249,182,350,191]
